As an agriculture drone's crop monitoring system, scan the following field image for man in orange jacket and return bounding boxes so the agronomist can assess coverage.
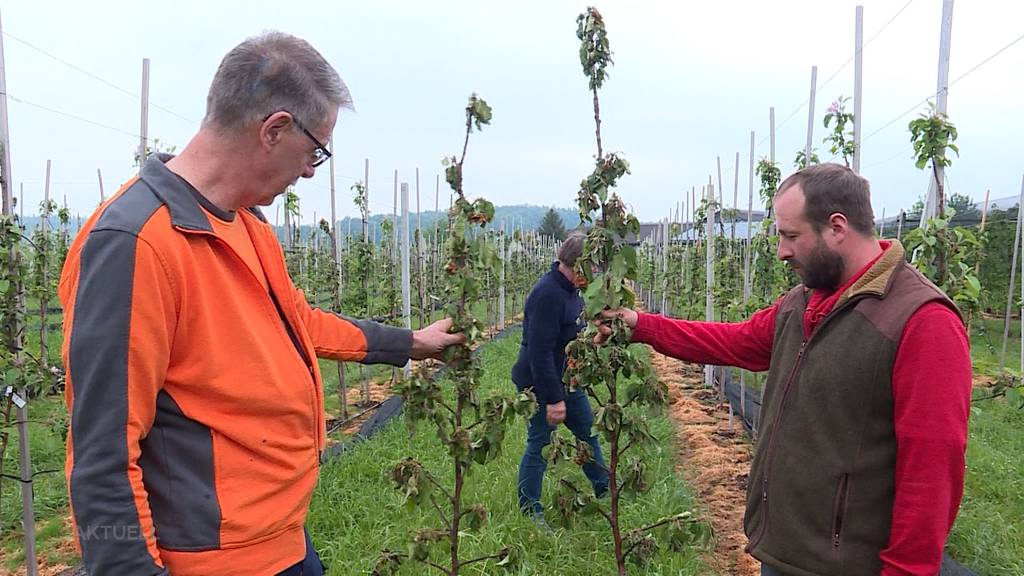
[60,31,462,576]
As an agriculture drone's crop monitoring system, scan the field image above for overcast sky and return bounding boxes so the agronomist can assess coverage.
[1,0,1022,227]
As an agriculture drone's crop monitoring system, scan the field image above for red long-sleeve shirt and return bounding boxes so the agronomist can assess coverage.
[632,250,971,576]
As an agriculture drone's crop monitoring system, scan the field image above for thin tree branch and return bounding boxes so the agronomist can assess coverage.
[592,85,603,160]
[971,391,1008,403]
[459,551,508,569]
[618,440,635,458]
[423,470,454,502]
[424,559,450,575]
[430,493,453,532]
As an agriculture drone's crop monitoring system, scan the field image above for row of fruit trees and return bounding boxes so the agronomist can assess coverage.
[1,5,1021,575]
[0,148,557,566]
[633,91,1023,409]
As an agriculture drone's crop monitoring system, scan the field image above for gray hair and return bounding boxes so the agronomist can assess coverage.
[557,232,586,267]
[204,31,353,133]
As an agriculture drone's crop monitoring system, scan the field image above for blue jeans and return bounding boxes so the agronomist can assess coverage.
[276,528,325,575]
[517,388,609,514]
[761,563,782,576]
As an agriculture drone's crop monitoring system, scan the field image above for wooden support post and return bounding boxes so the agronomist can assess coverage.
[0,13,38,570]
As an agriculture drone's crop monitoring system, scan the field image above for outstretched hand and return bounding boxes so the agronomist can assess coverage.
[410,318,466,360]
[592,308,639,345]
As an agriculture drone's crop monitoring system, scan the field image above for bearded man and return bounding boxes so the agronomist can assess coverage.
[599,163,970,576]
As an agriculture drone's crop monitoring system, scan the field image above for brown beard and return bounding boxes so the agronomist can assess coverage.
[790,236,844,291]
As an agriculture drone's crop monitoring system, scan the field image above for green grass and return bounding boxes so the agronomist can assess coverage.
[0,304,525,571]
[1,393,76,572]
[307,331,712,575]
[969,316,1021,377]
[5,308,1020,574]
[948,398,1024,575]
[953,317,1024,574]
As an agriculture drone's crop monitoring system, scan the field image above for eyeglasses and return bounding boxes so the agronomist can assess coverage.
[267,110,332,168]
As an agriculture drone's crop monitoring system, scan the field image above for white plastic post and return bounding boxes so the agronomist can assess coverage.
[139,58,150,168]
[499,220,506,327]
[705,183,716,389]
[661,216,669,314]
[732,151,739,244]
[716,155,724,209]
[921,0,955,222]
[853,5,864,173]
[40,161,50,370]
[805,66,818,165]
[401,183,411,376]
[999,174,1024,373]
[745,131,755,300]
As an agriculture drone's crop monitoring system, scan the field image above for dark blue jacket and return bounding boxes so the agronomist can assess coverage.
[512,261,584,405]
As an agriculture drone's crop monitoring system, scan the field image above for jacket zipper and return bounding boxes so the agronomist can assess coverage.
[203,231,322,450]
[746,339,806,552]
[832,473,850,551]
[746,292,875,553]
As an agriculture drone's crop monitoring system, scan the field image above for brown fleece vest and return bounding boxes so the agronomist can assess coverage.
[744,242,960,576]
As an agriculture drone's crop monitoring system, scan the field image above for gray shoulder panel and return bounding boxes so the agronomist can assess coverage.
[139,390,222,551]
[69,227,168,575]
[94,177,164,235]
[138,154,213,232]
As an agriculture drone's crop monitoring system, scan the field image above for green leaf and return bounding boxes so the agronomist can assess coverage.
[463,505,488,531]
[495,545,523,569]
[620,244,637,271]
[584,280,606,317]
[473,198,496,223]
[610,252,627,280]
[4,368,21,387]
[1006,386,1023,409]
[965,275,981,297]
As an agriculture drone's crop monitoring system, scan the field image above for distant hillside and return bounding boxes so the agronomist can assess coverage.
[20,204,582,241]
[298,204,581,242]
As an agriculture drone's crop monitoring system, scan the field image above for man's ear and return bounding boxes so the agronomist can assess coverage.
[260,111,293,148]
[829,212,850,240]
